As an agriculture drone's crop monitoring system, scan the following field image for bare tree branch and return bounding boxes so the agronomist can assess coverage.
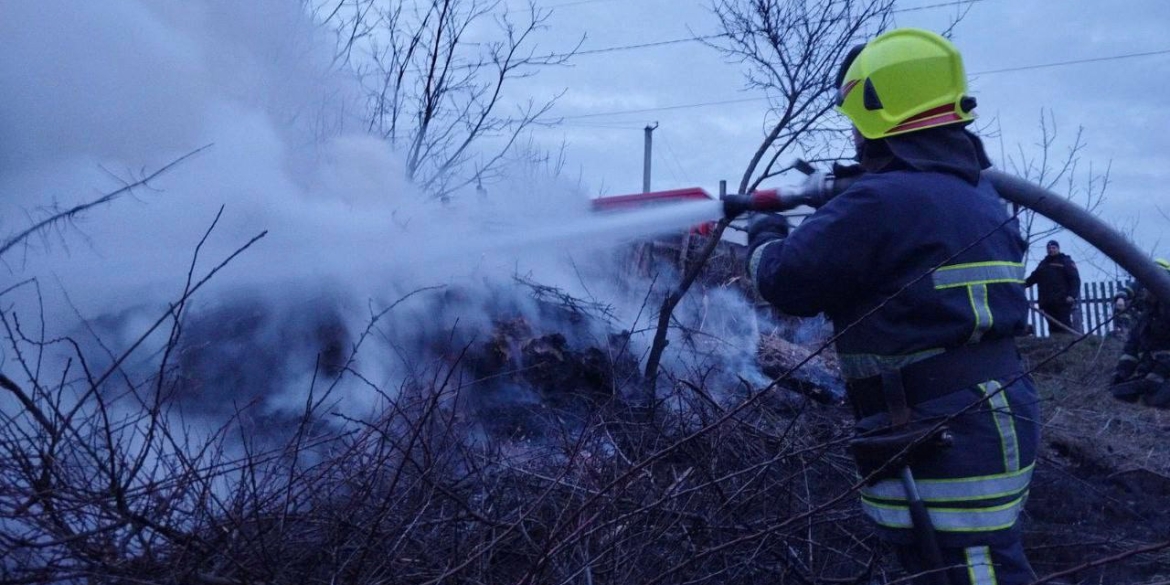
[0,145,211,261]
[1006,110,1111,249]
[316,0,577,200]
[645,0,896,389]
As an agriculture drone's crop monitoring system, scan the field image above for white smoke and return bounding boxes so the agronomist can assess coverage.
[0,0,773,426]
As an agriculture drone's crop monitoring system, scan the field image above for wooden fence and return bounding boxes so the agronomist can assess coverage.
[1026,280,1129,337]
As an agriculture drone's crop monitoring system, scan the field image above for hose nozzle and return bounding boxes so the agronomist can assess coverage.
[721,163,837,218]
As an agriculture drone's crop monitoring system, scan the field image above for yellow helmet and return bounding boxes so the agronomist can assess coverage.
[836,28,977,140]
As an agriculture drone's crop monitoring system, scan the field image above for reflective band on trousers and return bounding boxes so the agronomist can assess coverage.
[966,546,999,585]
[861,464,1033,503]
[933,262,1025,289]
[980,380,1021,472]
[861,493,1027,532]
[968,283,993,344]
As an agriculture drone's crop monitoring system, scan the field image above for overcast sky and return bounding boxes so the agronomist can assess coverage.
[504,0,1169,279]
[2,0,1166,292]
[0,0,1162,396]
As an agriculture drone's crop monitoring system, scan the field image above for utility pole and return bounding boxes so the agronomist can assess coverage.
[642,122,658,193]
[634,122,660,280]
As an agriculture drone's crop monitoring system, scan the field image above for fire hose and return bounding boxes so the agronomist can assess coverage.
[721,165,1170,308]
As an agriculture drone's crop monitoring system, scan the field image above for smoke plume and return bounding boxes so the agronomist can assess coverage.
[0,0,773,430]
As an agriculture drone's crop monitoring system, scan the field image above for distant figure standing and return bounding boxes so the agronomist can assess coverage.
[1026,240,1081,334]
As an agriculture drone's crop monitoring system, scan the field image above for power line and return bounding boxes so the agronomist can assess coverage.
[559,96,766,120]
[438,0,620,17]
[559,121,649,129]
[553,47,1170,121]
[893,0,986,13]
[545,0,982,13]
[655,137,683,185]
[659,132,694,184]
[539,0,625,8]
[572,34,727,57]
[971,48,1170,76]
[535,0,987,60]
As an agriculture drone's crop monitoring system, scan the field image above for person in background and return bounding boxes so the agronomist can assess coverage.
[1110,259,1170,408]
[1113,292,1135,339]
[1025,240,1081,334]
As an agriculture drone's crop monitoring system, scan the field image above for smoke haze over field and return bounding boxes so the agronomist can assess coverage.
[0,0,773,422]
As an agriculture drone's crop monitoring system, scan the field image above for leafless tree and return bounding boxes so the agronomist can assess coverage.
[710,0,894,195]
[313,0,578,200]
[999,109,1112,250]
[0,146,209,271]
[644,0,895,388]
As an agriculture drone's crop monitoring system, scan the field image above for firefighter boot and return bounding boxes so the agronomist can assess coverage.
[1142,355,1170,408]
[1143,381,1170,409]
[1111,377,1157,403]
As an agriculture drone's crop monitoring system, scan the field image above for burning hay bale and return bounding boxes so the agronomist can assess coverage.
[465,316,643,437]
[170,295,350,416]
[757,333,844,404]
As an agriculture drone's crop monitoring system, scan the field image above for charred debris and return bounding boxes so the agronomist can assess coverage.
[7,237,1169,583]
[162,241,843,441]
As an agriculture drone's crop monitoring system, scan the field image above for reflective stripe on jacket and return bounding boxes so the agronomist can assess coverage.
[749,170,1029,380]
[748,168,1038,547]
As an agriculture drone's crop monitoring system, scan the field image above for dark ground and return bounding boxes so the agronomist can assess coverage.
[455,296,1170,584]
[1017,335,1170,583]
[460,312,1170,583]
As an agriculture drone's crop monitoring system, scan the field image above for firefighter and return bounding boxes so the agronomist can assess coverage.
[1110,259,1170,407]
[747,29,1039,584]
[1112,289,1136,338]
[1024,240,1082,334]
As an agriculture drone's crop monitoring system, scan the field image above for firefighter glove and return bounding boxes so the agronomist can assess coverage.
[747,213,790,246]
[832,162,866,179]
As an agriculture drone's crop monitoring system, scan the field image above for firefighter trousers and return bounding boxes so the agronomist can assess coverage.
[854,375,1041,585]
[896,539,1035,585]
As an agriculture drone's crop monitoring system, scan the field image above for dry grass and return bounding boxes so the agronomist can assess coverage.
[5,288,1170,584]
[1019,335,1170,583]
[1022,335,1170,476]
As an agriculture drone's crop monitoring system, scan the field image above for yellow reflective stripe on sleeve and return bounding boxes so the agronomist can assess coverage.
[980,380,1020,472]
[748,239,782,287]
[861,493,1027,532]
[861,464,1034,503]
[966,546,999,585]
[933,262,1025,289]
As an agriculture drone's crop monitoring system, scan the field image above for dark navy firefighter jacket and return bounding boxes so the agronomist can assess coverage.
[749,168,1040,547]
